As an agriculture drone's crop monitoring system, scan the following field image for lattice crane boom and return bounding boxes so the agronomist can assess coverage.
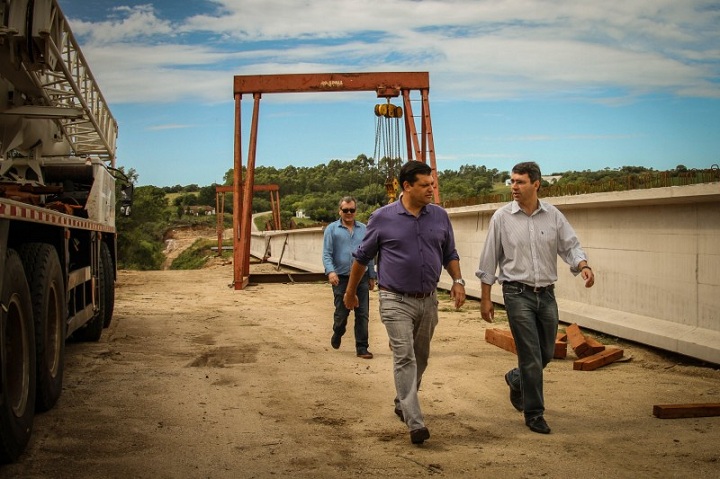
[0,0,117,165]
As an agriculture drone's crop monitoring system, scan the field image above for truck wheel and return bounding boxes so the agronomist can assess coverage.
[0,250,36,464]
[18,243,66,413]
[72,244,109,342]
[101,242,115,328]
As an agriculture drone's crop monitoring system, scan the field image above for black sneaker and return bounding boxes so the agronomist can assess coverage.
[526,416,551,434]
[331,334,341,349]
[410,427,430,444]
[505,371,523,412]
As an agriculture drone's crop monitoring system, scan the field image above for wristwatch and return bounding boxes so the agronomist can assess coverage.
[453,278,466,287]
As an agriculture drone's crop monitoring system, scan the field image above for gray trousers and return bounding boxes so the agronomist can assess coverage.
[379,290,438,431]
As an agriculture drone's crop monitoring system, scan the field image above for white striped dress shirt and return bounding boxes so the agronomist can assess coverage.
[476,200,587,287]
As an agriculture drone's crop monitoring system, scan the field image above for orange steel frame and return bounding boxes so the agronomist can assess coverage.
[215,184,281,256]
[232,72,438,290]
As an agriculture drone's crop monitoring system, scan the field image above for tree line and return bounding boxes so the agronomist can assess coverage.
[116,158,702,270]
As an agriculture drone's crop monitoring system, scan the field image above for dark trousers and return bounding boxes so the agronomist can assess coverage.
[332,274,370,352]
[502,282,559,421]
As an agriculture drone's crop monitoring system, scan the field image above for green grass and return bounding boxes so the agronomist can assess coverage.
[169,238,232,270]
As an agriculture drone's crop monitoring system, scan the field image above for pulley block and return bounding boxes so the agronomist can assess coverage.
[374,103,403,119]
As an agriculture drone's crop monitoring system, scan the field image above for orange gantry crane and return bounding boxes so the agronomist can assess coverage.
[231,72,438,290]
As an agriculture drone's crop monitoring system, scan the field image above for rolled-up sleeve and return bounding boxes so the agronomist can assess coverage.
[353,214,379,266]
[322,225,335,274]
[556,211,587,275]
[476,214,500,285]
[442,215,460,267]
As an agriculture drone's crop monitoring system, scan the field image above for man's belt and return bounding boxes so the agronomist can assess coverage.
[378,285,434,299]
[503,281,554,293]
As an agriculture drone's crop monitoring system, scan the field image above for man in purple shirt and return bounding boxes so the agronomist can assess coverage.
[344,161,466,445]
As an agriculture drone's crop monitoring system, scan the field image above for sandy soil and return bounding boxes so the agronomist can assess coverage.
[3,250,720,478]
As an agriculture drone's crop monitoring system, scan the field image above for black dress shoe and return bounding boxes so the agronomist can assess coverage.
[331,334,341,349]
[410,427,430,444]
[357,350,374,359]
[505,372,523,412]
[526,416,551,434]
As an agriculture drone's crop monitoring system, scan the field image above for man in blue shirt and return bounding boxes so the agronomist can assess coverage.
[322,196,376,359]
[477,161,595,435]
[344,162,466,445]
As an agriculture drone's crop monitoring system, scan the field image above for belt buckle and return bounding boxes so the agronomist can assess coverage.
[532,286,543,293]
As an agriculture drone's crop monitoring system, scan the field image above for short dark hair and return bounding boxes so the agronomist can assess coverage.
[338,196,356,208]
[398,161,432,188]
[512,162,542,185]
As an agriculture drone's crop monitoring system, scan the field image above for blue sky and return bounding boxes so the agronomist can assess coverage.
[59,0,720,187]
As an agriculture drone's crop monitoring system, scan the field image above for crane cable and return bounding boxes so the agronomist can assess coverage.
[373,100,404,203]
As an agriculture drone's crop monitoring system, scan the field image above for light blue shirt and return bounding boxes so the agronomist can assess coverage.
[323,219,376,278]
[476,200,587,287]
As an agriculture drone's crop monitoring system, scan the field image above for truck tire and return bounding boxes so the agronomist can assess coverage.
[18,243,66,413]
[101,242,115,328]
[0,250,36,464]
[72,243,110,342]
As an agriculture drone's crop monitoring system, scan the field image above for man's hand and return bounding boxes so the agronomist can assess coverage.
[450,283,466,309]
[369,278,376,291]
[582,267,595,288]
[328,272,339,286]
[480,298,494,323]
[343,291,359,310]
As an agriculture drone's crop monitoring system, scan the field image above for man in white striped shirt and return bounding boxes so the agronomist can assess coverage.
[476,161,595,435]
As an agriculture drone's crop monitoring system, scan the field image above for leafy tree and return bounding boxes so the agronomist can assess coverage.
[116,185,168,269]
[197,184,218,206]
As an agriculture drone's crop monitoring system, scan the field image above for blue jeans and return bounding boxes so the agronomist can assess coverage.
[332,274,370,352]
[502,282,559,422]
[379,290,438,431]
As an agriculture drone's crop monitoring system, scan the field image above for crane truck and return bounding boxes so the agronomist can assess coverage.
[0,0,130,462]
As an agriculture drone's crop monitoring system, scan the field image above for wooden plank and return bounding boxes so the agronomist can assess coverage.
[485,328,567,359]
[573,348,624,371]
[554,334,568,359]
[585,336,606,355]
[652,403,720,419]
[566,323,591,357]
[485,328,517,355]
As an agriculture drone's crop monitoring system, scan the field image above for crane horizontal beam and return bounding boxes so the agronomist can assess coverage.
[234,72,429,95]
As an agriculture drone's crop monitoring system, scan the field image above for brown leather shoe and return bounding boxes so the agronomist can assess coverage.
[357,350,373,359]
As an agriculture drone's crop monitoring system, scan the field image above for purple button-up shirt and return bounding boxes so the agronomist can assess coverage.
[352,200,459,294]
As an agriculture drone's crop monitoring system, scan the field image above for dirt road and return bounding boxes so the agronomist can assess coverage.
[3,263,719,478]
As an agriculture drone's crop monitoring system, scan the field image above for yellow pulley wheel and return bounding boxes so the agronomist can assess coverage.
[388,105,403,118]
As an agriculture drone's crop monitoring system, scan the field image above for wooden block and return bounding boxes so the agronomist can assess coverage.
[554,332,568,359]
[485,328,567,359]
[485,328,517,355]
[585,336,606,355]
[566,323,591,357]
[652,403,720,419]
[573,348,624,371]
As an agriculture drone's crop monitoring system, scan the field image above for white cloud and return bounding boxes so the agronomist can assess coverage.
[70,0,720,104]
[71,5,175,43]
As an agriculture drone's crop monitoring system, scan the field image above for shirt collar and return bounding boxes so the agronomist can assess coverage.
[395,194,428,216]
[511,200,547,216]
